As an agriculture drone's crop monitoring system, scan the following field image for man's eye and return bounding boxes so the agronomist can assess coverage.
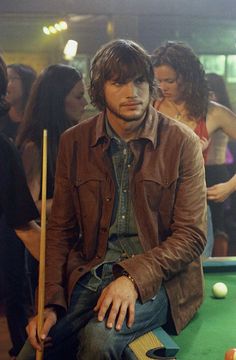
[111,81,123,86]
[135,77,145,84]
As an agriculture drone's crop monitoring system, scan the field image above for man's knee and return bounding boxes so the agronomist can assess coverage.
[78,320,120,358]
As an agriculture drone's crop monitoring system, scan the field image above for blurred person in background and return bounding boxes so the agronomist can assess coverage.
[16,63,88,217]
[206,73,236,255]
[151,41,236,257]
[0,56,40,360]
[0,63,37,359]
[0,64,36,141]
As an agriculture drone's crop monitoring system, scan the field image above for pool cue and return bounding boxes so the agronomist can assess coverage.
[36,129,48,360]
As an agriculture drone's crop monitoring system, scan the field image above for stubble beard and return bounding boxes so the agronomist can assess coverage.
[106,102,149,123]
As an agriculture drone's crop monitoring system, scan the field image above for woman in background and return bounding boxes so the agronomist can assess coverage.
[151,41,236,256]
[16,63,88,216]
[205,73,236,255]
[0,64,36,141]
[0,59,40,360]
[0,63,37,359]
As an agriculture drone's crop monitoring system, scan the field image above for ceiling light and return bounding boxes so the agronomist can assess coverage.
[63,40,78,60]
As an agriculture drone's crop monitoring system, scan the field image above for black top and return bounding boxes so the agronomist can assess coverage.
[0,133,39,228]
[0,113,19,142]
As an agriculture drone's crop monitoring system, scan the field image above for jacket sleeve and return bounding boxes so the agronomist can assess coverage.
[44,133,79,309]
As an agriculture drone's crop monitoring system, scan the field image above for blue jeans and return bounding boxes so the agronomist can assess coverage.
[17,266,168,360]
[202,205,214,257]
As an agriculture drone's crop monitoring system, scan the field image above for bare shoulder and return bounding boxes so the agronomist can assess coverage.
[21,141,40,164]
[207,100,236,118]
[207,101,236,137]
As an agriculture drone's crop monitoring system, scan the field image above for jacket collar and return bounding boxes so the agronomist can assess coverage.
[91,105,160,149]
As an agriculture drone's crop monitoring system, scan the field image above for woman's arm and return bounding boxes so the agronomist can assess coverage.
[21,141,41,202]
[15,220,40,260]
[207,174,236,202]
[21,142,53,217]
[207,101,236,138]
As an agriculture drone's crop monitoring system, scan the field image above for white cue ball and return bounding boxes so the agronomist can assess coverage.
[212,282,228,299]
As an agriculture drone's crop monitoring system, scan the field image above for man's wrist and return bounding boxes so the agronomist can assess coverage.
[121,271,137,290]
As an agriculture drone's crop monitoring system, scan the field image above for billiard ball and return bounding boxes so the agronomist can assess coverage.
[224,348,236,360]
[212,282,228,299]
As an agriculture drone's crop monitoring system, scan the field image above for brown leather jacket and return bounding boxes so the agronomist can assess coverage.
[45,106,207,334]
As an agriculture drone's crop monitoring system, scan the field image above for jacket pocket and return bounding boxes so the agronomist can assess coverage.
[73,177,105,220]
[72,177,107,260]
[136,172,178,212]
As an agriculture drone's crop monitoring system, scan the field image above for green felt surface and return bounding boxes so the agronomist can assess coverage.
[172,271,236,360]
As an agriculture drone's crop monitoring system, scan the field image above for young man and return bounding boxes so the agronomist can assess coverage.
[19,39,207,360]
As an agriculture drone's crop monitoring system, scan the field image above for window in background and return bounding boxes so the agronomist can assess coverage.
[69,54,90,84]
[226,55,236,83]
[199,55,226,76]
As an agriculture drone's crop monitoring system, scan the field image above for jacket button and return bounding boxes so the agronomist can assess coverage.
[105,197,111,202]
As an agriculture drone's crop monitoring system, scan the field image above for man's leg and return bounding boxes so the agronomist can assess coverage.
[17,278,101,360]
[77,286,168,360]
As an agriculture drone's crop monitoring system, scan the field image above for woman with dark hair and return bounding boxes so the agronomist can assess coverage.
[0,57,10,115]
[16,64,87,216]
[151,41,236,256]
[205,73,236,255]
[0,56,40,359]
[206,73,232,109]
[151,41,209,156]
[0,63,37,359]
[0,64,36,141]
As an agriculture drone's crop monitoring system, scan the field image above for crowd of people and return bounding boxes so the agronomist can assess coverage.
[0,37,235,360]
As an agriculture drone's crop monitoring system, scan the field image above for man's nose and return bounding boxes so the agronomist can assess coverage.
[125,82,138,97]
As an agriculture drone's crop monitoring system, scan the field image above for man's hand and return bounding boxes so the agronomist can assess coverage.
[26,308,57,351]
[94,276,138,331]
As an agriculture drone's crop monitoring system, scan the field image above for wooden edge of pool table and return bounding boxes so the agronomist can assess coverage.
[129,326,180,358]
[202,256,236,272]
[129,258,236,359]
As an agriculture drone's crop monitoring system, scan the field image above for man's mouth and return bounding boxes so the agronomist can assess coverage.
[121,101,142,107]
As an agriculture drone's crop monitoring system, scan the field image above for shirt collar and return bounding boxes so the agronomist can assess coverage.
[92,105,160,148]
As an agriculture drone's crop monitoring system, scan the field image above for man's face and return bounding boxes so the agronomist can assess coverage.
[103,75,150,124]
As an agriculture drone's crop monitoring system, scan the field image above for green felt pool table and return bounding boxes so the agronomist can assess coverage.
[171,257,236,360]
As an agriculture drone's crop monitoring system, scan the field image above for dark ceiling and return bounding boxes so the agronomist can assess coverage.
[0,0,236,18]
[0,0,236,56]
